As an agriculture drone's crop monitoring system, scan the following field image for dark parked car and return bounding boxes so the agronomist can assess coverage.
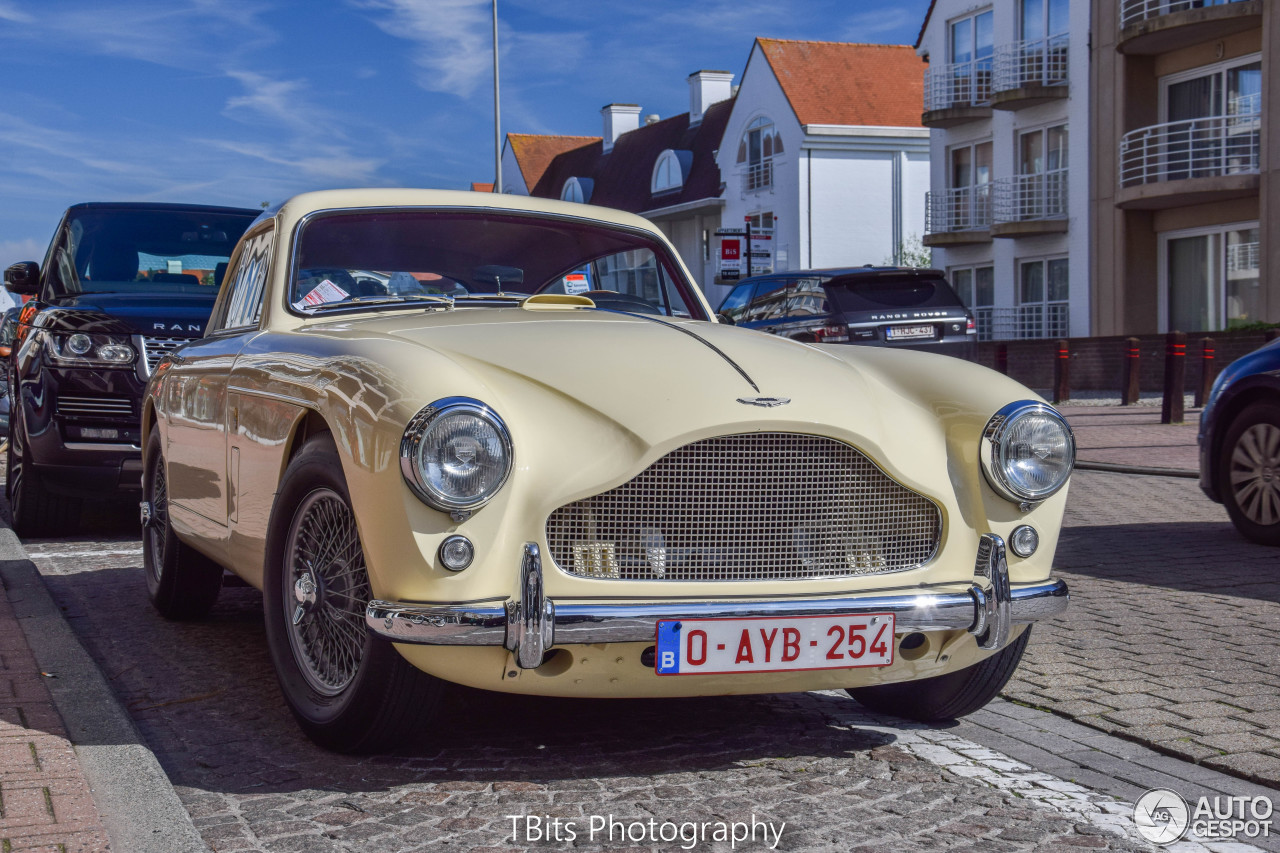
[1199,336,1280,545]
[3,202,258,535]
[717,266,977,360]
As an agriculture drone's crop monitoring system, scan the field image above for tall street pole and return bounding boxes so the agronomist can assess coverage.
[492,0,502,193]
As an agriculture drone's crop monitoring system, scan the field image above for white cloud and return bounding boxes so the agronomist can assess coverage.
[207,140,384,183]
[0,237,45,271]
[0,1,33,23]
[351,0,494,97]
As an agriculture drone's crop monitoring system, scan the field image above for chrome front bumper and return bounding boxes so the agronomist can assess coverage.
[365,534,1069,670]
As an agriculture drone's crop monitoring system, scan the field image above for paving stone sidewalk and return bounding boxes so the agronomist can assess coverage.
[1058,404,1201,473]
[0,577,111,851]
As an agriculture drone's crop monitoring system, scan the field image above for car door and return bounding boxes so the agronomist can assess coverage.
[745,277,790,334]
[162,226,273,543]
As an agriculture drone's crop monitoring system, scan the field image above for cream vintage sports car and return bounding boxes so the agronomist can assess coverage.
[141,189,1072,752]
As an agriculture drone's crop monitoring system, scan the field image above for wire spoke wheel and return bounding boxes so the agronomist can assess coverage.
[146,461,169,583]
[283,488,371,696]
[1229,423,1280,527]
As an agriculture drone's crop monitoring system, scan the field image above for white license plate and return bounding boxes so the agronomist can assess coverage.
[886,324,935,340]
[654,614,895,675]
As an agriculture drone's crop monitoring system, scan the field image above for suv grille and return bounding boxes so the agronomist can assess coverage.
[140,336,189,375]
[546,433,942,582]
[56,395,134,419]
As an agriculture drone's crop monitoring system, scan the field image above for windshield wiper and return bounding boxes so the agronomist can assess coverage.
[300,294,454,314]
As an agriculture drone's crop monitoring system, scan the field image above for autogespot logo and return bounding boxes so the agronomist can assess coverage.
[1134,789,1190,845]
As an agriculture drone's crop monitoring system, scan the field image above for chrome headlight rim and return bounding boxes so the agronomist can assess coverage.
[980,400,1075,504]
[41,329,138,367]
[399,396,514,513]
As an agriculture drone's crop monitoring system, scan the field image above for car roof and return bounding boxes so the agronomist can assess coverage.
[734,266,947,286]
[65,202,260,217]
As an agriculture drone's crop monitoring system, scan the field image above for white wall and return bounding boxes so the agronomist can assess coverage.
[499,144,529,195]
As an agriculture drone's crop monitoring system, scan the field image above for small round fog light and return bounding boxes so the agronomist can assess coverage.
[1010,525,1039,558]
[438,535,474,571]
[67,333,93,355]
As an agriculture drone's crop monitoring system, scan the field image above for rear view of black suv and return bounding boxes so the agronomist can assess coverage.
[718,267,977,360]
[3,202,257,534]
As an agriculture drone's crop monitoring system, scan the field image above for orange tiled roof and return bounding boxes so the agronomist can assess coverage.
[506,134,600,192]
[757,39,924,128]
[470,182,494,193]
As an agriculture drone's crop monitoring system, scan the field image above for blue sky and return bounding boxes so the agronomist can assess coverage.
[0,0,931,270]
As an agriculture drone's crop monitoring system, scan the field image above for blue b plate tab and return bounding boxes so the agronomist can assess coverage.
[655,620,682,674]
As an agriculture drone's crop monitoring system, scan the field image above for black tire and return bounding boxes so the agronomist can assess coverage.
[1217,401,1280,546]
[262,433,443,753]
[7,416,81,538]
[143,431,224,619]
[847,628,1032,722]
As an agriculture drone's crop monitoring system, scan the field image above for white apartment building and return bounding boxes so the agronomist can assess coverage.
[917,0,1091,341]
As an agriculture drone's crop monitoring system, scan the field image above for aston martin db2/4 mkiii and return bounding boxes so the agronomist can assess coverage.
[141,189,1072,752]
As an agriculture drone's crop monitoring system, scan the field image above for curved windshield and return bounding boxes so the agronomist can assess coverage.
[291,210,703,319]
[49,208,256,298]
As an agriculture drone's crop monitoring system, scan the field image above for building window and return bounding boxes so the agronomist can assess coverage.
[1021,0,1069,40]
[947,8,994,105]
[943,140,993,230]
[1162,56,1261,181]
[950,264,994,340]
[737,117,781,192]
[1011,124,1067,220]
[1017,256,1069,339]
[1162,223,1260,332]
[560,177,593,204]
[652,150,689,194]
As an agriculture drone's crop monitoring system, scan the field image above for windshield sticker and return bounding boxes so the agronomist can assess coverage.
[563,273,589,295]
[296,278,350,309]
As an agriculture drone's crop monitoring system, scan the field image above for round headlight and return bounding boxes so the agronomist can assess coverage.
[980,401,1075,503]
[400,397,513,512]
[67,333,93,355]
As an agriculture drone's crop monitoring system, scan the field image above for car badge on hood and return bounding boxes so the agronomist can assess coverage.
[737,396,791,407]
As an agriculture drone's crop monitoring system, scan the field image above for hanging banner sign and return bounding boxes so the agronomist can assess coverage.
[749,233,773,275]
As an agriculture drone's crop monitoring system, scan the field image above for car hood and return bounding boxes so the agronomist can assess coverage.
[42,292,215,337]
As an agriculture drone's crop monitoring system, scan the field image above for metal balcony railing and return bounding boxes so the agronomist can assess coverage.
[1119,112,1260,187]
[1120,0,1252,29]
[925,184,992,234]
[743,161,772,192]
[992,171,1068,223]
[1227,240,1259,273]
[993,34,1069,93]
[973,305,1069,342]
[923,58,993,111]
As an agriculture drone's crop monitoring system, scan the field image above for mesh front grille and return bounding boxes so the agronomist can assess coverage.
[140,336,188,375]
[546,433,942,582]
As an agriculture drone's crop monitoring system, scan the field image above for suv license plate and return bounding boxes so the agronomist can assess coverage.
[887,324,935,340]
[654,614,895,675]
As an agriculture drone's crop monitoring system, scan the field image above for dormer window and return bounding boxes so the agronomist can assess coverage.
[560,177,593,204]
[736,117,781,191]
[651,149,692,194]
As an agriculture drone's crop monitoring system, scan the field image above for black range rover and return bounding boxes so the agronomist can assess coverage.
[717,266,977,360]
[3,202,257,534]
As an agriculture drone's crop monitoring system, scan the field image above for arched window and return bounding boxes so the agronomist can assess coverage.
[740,116,780,191]
[560,177,593,204]
[651,149,691,194]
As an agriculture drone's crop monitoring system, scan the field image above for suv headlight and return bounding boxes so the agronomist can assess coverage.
[400,397,513,513]
[43,331,137,366]
[980,401,1075,503]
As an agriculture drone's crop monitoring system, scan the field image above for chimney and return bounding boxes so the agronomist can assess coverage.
[688,70,734,126]
[601,103,641,153]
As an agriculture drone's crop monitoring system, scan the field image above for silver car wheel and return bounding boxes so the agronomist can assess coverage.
[1229,423,1280,527]
[283,488,371,696]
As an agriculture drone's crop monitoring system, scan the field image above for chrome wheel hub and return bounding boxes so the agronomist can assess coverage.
[283,489,371,696]
[1230,423,1280,526]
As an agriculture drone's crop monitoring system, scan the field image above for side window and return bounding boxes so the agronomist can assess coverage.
[786,278,828,317]
[221,229,275,331]
[746,279,788,322]
[718,284,756,322]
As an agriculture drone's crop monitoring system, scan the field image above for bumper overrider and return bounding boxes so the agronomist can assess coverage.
[364,533,1068,670]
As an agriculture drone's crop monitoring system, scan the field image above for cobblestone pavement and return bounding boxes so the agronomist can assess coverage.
[1007,470,1280,788]
[1058,405,1201,473]
[11,468,1279,850]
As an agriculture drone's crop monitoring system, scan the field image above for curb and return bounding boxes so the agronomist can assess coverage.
[0,527,210,853]
[1075,460,1199,479]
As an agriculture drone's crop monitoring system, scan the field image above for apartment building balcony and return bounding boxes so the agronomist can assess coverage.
[1117,111,1260,209]
[1118,0,1262,55]
[741,161,772,193]
[991,35,1069,110]
[923,186,991,247]
[991,172,1069,237]
[921,59,993,127]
